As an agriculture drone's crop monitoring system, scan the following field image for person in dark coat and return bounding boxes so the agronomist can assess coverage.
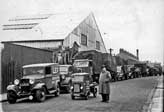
[99,65,112,102]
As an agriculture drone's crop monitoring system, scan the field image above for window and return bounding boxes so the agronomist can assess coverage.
[23,67,44,75]
[52,66,58,74]
[72,75,84,82]
[59,66,68,74]
[45,67,51,74]
[96,41,100,50]
[81,34,87,46]
[73,60,89,67]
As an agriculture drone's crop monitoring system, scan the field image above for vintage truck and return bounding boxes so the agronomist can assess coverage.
[6,63,60,103]
[59,65,76,92]
[73,50,119,82]
[134,62,147,77]
[73,50,103,83]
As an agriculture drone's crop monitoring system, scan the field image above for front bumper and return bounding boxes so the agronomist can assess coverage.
[16,90,34,98]
[72,92,86,97]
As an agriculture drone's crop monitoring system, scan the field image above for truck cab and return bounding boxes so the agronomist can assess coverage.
[73,59,97,81]
[59,65,75,92]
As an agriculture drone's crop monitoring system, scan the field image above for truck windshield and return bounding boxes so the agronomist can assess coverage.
[73,61,89,67]
[59,66,68,74]
[117,66,122,73]
[23,67,44,75]
[72,75,84,82]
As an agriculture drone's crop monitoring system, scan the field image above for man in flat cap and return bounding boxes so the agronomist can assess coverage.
[99,65,111,102]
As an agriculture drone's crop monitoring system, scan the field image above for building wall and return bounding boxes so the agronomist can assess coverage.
[63,14,107,53]
[0,44,4,93]
[1,43,53,93]
[11,41,63,49]
[117,49,138,65]
[118,49,138,61]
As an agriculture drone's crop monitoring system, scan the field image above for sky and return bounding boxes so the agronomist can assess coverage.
[0,0,163,64]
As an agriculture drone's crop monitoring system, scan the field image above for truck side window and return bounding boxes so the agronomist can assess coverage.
[68,66,73,73]
[52,66,59,74]
[45,67,51,74]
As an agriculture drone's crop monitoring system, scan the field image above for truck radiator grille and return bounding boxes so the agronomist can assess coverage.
[74,84,80,93]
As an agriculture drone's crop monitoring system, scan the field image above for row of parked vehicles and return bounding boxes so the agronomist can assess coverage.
[7,53,162,104]
[6,62,98,104]
[113,63,162,82]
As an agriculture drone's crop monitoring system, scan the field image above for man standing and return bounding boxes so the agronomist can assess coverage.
[99,65,112,102]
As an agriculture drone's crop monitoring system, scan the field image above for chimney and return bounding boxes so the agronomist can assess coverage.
[119,48,123,53]
[109,48,113,55]
[136,49,139,60]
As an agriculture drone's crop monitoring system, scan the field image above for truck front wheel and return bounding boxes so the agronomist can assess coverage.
[7,91,17,104]
[55,85,60,97]
[93,88,97,97]
[71,94,75,100]
[35,88,46,102]
[84,95,89,100]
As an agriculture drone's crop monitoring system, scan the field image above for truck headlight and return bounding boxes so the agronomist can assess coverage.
[29,79,35,84]
[80,86,83,90]
[61,75,65,79]
[14,79,19,85]
[71,86,73,90]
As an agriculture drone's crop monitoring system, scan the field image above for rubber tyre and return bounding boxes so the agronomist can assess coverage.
[35,89,46,102]
[71,94,75,100]
[93,88,97,97]
[84,95,89,100]
[93,92,97,98]
[55,85,60,97]
[66,83,71,93]
[7,91,17,104]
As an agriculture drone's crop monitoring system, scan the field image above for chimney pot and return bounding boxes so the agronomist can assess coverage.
[136,49,139,60]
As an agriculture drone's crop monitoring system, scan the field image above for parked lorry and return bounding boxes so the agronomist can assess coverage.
[153,63,162,76]
[116,65,131,80]
[127,65,135,79]
[7,63,60,103]
[73,50,104,83]
[116,66,124,80]
[71,72,97,100]
[73,50,122,82]
[59,65,75,93]
[134,62,147,77]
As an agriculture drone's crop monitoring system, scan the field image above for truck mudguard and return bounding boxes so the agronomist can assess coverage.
[33,83,46,89]
[7,85,18,93]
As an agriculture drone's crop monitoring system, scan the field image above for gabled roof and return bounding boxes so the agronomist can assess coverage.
[2,12,89,41]
[38,12,90,40]
[3,14,52,30]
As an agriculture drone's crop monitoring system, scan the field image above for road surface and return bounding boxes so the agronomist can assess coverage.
[1,76,158,112]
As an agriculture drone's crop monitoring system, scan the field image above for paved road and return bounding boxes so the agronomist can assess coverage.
[1,76,158,112]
